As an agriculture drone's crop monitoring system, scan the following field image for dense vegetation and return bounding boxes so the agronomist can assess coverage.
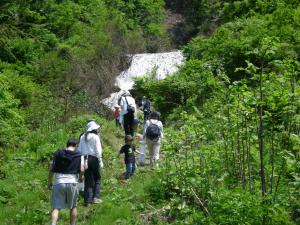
[0,0,299,224]
[0,0,169,224]
[134,0,300,224]
[0,0,169,147]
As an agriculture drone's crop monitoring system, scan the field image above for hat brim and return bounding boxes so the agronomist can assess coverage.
[86,124,100,132]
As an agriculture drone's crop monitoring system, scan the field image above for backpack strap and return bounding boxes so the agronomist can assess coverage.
[149,119,161,132]
[124,96,129,106]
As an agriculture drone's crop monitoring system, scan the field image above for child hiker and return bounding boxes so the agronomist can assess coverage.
[118,135,143,179]
[113,104,121,128]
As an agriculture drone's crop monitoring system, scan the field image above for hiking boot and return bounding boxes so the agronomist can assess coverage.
[93,198,103,204]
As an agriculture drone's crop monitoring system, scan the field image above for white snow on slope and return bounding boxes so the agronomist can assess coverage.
[116,51,184,90]
[102,51,184,110]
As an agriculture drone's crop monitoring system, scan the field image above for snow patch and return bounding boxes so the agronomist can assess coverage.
[116,51,184,90]
[102,51,184,110]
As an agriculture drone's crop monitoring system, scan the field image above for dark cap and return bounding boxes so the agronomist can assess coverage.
[150,111,160,119]
[66,139,79,147]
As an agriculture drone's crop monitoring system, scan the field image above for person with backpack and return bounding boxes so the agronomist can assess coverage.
[143,111,164,168]
[119,90,137,136]
[48,139,84,225]
[77,121,103,206]
[142,96,151,124]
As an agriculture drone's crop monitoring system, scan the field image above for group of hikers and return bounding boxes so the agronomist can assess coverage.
[47,90,163,225]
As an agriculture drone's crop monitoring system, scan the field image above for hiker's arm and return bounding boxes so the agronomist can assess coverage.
[117,147,123,159]
[79,157,84,182]
[48,161,54,190]
[160,122,164,138]
[143,121,149,139]
[135,150,143,155]
[117,148,122,158]
[79,171,84,182]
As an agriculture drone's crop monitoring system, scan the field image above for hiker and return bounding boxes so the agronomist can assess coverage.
[119,90,137,136]
[78,121,103,206]
[143,111,164,168]
[48,139,84,225]
[142,96,151,123]
[118,135,142,179]
[113,104,121,128]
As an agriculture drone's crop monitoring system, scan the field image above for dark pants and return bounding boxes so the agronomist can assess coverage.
[123,113,134,136]
[125,162,136,179]
[84,156,101,204]
[144,111,150,124]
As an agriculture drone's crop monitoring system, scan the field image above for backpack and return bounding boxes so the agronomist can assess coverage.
[125,96,135,114]
[146,121,161,140]
[51,149,81,174]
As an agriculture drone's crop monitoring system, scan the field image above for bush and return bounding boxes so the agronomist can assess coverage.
[204,189,294,225]
[0,71,27,148]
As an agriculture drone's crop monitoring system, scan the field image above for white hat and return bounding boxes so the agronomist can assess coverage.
[86,121,100,132]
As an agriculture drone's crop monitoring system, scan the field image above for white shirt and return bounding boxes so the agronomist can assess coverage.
[54,173,79,185]
[144,119,164,139]
[119,95,137,124]
[78,133,103,168]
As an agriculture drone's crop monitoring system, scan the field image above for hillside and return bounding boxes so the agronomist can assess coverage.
[0,0,299,224]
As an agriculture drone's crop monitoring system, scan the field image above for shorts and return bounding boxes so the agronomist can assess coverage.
[51,183,79,209]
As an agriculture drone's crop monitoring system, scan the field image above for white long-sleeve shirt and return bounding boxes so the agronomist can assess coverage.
[119,95,137,124]
[78,133,103,167]
[143,119,164,140]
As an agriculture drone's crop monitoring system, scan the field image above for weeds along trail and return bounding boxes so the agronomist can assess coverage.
[0,116,162,225]
[81,126,163,225]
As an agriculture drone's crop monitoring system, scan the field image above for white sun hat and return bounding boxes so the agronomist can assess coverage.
[86,121,100,132]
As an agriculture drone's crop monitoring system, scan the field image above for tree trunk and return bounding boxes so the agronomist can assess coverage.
[258,64,267,196]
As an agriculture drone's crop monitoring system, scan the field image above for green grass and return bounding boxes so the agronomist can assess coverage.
[0,115,162,225]
[0,153,50,224]
[77,160,159,225]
